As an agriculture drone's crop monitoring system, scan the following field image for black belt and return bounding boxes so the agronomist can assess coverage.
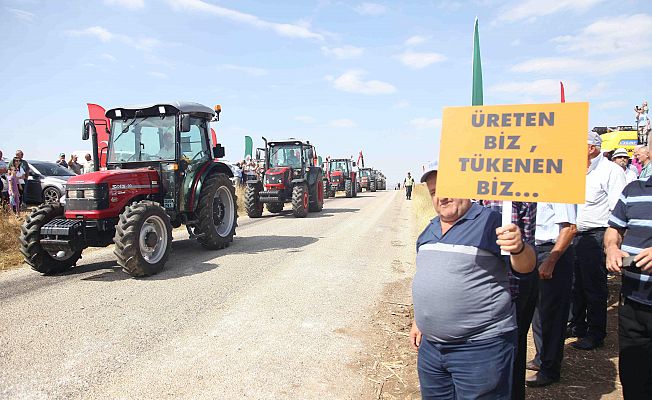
[536,242,555,247]
[578,227,607,235]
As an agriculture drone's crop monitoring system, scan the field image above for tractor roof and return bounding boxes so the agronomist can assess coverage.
[269,138,311,146]
[105,101,215,119]
[329,158,351,162]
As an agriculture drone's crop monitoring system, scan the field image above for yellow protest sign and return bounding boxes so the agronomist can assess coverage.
[437,102,588,203]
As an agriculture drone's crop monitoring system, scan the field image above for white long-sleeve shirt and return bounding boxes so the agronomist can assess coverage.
[576,153,627,231]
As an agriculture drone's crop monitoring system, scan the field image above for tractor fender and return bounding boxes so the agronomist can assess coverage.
[184,161,234,213]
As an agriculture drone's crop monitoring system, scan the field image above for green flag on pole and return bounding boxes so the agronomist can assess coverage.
[472,17,483,106]
[244,135,253,159]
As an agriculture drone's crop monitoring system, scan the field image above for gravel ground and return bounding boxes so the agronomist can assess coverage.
[0,190,413,399]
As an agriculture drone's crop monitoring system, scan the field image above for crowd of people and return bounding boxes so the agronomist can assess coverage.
[410,129,652,399]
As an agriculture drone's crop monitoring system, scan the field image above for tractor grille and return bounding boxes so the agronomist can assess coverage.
[66,183,109,211]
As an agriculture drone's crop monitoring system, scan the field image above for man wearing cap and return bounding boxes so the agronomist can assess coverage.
[410,161,536,399]
[612,148,638,183]
[56,153,68,169]
[568,132,627,350]
[605,133,652,398]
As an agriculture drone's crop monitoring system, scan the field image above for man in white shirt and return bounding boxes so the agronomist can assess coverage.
[568,132,627,350]
[82,153,95,174]
[611,148,638,183]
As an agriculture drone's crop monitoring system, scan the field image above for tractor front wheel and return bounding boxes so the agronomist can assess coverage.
[113,200,172,277]
[292,183,309,218]
[20,204,82,274]
[195,173,238,250]
[245,183,263,218]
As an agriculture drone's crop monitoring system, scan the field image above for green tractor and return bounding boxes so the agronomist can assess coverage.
[20,102,237,277]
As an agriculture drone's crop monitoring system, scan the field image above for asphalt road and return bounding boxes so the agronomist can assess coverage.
[0,190,415,399]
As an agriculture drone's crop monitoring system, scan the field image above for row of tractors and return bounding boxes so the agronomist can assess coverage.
[18,102,386,279]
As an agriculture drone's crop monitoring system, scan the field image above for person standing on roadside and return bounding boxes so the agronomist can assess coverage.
[635,144,651,179]
[68,154,82,175]
[0,150,7,202]
[7,165,21,214]
[404,172,414,200]
[55,153,68,169]
[410,161,536,399]
[15,150,30,207]
[568,132,626,350]
[82,153,94,174]
[611,148,638,183]
[526,202,577,388]
[605,134,652,399]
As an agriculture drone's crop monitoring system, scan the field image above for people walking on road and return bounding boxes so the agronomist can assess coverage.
[635,144,651,179]
[526,202,577,388]
[568,132,626,350]
[410,161,536,399]
[605,134,652,399]
[68,154,82,175]
[611,148,638,183]
[82,153,94,174]
[56,153,68,169]
[404,172,414,200]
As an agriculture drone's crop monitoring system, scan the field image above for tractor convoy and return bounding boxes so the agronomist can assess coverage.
[18,101,387,278]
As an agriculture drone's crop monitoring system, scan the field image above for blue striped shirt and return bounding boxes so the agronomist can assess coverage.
[608,176,652,305]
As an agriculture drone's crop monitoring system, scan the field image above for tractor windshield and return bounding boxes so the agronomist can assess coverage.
[360,169,370,177]
[329,161,349,174]
[269,145,302,168]
[108,115,176,163]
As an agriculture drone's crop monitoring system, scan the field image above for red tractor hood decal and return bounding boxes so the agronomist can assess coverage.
[266,167,290,175]
[331,170,344,177]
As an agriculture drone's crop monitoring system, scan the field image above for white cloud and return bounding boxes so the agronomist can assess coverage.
[329,119,357,128]
[104,0,144,10]
[410,117,442,130]
[597,100,627,110]
[168,0,324,41]
[489,79,574,97]
[294,116,316,124]
[321,45,364,59]
[396,52,446,69]
[67,26,160,50]
[219,64,268,77]
[354,2,387,15]
[6,7,34,22]
[510,38,521,46]
[148,71,168,79]
[437,1,462,11]
[405,35,428,47]
[511,55,652,76]
[495,0,604,23]
[394,100,410,109]
[101,53,117,62]
[328,70,396,95]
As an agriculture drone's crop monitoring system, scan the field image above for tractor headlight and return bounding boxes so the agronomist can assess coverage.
[67,190,79,199]
[83,189,99,199]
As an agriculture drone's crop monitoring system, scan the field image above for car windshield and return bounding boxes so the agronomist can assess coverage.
[30,161,76,177]
[108,115,176,162]
[329,161,349,174]
[269,145,302,168]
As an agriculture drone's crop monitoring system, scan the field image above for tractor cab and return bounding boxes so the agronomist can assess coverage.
[358,167,377,192]
[326,158,357,198]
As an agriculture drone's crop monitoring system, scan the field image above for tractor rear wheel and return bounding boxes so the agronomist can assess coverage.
[292,183,309,218]
[114,200,172,277]
[20,204,82,274]
[309,173,324,212]
[370,181,377,192]
[345,179,353,198]
[195,173,237,250]
[266,202,284,213]
[245,183,263,218]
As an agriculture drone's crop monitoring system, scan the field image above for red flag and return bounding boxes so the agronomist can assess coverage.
[86,103,111,168]
[357,151,364,167]
[560,81,565,103]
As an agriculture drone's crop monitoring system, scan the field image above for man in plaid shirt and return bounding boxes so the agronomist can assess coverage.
[479,200,536,400]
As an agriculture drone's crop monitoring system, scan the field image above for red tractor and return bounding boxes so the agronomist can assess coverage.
[244,138,324,218]
[325,158,357,198]
[19,102,238,277]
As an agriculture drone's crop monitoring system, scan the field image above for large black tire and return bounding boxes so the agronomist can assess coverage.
[322,180,330,199]
[245,183,263,218]
[292,183,309,218]
[20,204,82,274]
[195,173,238,250]
[266,202,284,213]
[370,181,377,192]
[345,179,353,198]
[354,181,360,197]
[113,200,172,277]
[309,174,324,212]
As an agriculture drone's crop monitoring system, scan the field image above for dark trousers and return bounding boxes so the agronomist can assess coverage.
[512,273,539,400]
[569,229,607,341]
[620,298,652,399]
[533,243,574,380]
[405,185,413,199]
[418,331,517,399]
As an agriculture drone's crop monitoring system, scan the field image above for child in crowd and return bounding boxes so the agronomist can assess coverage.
[7,165,20,214]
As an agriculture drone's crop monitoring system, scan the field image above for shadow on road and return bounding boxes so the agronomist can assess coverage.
[253,208,359,219]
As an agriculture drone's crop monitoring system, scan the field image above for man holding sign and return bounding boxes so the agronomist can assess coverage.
[410,161,536,399]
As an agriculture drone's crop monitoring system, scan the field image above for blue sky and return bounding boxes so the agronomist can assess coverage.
[1,0,650,184]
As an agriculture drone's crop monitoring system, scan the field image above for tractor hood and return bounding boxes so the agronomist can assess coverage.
[266,167,291,175]
[331,170,344,177]
[67,168,160,188]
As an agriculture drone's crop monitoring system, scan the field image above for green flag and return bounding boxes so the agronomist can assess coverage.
[472,18,483,106]
[244,135,253,159]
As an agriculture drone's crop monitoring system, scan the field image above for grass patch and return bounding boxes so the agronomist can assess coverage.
[411,183,436,234]
[235,184,247,217]
[0,204,25,271]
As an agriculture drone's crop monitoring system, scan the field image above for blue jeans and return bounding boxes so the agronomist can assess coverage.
[417,330,517,400]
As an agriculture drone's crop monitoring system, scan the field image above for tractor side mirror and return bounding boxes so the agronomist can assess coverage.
[82,120,96,141]
[179,114,191,133]
[213,144,225,159]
